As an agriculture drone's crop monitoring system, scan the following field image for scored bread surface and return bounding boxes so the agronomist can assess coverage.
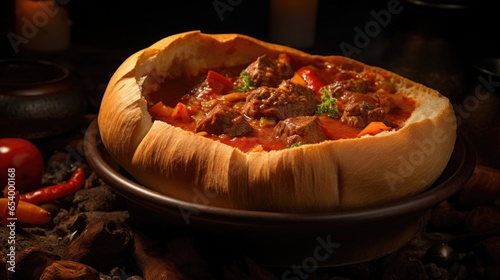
[98,31,457,212]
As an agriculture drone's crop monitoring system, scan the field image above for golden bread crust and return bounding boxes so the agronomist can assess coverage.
[98,31,456,212]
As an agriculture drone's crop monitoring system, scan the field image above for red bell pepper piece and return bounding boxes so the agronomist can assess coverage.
[295,66,326,95]
[206,70,233,95]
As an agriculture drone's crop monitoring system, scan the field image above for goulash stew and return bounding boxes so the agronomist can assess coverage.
[147,54,416,152]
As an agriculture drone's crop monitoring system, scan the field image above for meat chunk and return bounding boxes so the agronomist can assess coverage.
[319,78,395,128]
[274,116,326,146]
[322,79,370,102]
[340,92,394,128]
[195,104,253,137]
[242,80,317,120]
[235,54,293,89]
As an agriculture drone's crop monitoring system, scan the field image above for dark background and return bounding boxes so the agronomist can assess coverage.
[1,0,499,110]
[1,0,498,57]
[0,1,499,177]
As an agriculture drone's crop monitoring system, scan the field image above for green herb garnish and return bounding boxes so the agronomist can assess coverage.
[316,87,339,119]
[234,72,254,92]
[288,142,304,149]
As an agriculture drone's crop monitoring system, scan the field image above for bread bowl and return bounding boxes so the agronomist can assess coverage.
[97,30,457,212]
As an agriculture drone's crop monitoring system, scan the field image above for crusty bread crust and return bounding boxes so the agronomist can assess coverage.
[98,31,457,212]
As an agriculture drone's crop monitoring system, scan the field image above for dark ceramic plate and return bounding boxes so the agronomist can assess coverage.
[84,120,475,267]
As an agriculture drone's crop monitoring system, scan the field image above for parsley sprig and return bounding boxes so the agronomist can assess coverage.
[315,87,339,119]
[287,142,304,149]
[234,72,254,93]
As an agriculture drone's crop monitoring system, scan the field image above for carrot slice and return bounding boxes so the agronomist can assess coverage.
[171,103,191,122]
[357,121,391,137]
[150,101,173,118]
[291,72,307,87]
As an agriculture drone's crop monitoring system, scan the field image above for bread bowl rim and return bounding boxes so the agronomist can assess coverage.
[97,30,458,212]
[85,118,473,220]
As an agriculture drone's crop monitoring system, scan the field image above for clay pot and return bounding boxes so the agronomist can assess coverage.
[0,59,86,138]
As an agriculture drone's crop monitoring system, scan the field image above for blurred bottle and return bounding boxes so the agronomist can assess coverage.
[269,0,318,49]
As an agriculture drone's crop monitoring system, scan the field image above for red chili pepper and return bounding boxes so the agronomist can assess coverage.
[295,66,326,95]
[206,70,233,95]
[17,167,86,205]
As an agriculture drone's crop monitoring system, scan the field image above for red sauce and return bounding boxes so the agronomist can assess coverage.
[148,59,416,153]
[319,117,361,140]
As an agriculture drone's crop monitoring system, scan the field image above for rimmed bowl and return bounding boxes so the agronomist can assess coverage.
[84,119,475,267]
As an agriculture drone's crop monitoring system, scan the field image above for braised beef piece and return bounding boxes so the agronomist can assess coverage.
[320,78,395,128]
[274,116,326,146]
[242,80,317,120]
[195,104,253,137]
[235,55,293,89]
[321,79,370,101]
[340,92,395,128]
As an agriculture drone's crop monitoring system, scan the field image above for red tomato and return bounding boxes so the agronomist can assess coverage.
[0,138,44,193]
